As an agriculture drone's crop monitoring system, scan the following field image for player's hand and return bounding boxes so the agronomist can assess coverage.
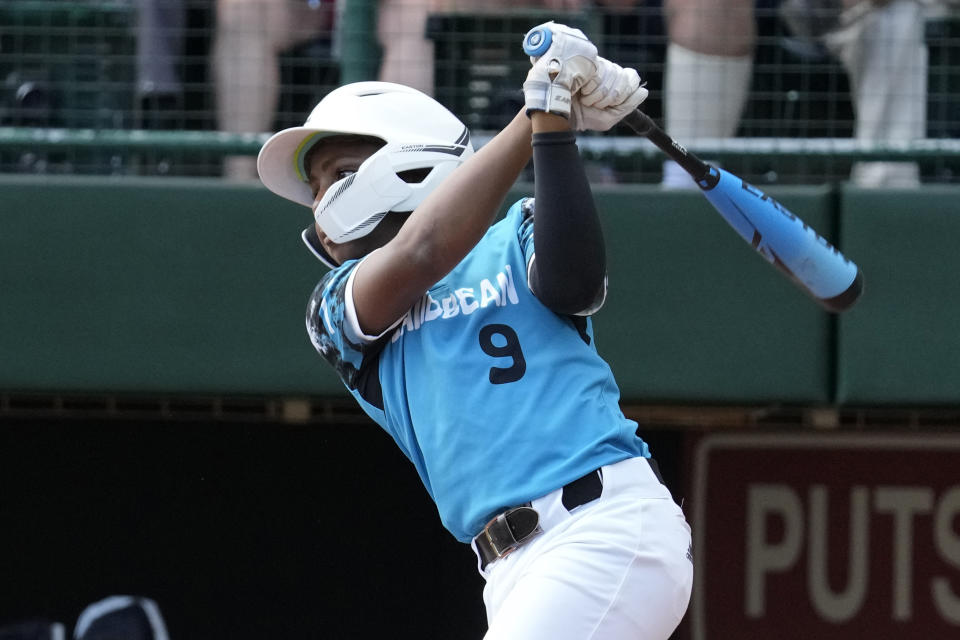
[522,21,598,119]
[570,57,649,131]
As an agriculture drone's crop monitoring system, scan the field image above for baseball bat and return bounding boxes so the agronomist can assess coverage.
[620,110,863,313]
[522,28,864,313]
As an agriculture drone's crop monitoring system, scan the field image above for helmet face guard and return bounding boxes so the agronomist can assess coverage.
[312,150,411,243]
[312,140,469,243]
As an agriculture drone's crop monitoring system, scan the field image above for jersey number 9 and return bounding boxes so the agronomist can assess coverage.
[478,324,526,384]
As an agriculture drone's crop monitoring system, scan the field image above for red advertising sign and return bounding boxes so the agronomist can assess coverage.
[691,434,960,640]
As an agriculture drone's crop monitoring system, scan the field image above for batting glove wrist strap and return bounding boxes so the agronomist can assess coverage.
[523,74,571,118]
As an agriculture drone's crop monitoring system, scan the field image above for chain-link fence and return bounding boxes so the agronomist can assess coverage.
[1,0,959,183]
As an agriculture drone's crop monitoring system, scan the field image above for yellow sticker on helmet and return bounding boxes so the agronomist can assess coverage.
[294,132,326,182]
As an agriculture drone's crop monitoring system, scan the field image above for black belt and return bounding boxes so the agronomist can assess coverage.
[474,468,604,570]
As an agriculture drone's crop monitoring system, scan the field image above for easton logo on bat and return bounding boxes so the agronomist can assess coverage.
[738,178,848,262]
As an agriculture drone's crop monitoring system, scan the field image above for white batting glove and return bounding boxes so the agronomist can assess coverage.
[570,57,649,131]
[522,22,598,119]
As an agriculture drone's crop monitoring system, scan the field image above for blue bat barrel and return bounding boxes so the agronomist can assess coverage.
[701,167,863,312]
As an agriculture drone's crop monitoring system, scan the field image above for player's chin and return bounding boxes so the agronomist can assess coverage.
[317,228,351,265]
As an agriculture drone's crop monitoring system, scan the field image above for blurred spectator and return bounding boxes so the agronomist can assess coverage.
[74,595,170,640]
[0,595,167,640]
[820,0,928,186]
[214,0,593,179]
[212,0,445,180]
[213,0,334,179]
[136,0,185,130]
[377,0,444,95]
[662,0,928,188]
[378,0,587,100]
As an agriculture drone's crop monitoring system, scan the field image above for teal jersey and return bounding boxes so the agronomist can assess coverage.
[306,199,649,542]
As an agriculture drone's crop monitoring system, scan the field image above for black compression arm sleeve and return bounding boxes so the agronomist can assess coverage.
[529,130,606,315]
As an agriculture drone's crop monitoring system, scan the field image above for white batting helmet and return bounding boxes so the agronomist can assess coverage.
[258,82,473,261]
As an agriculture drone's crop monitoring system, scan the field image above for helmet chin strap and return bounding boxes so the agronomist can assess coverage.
[313,149,413,243]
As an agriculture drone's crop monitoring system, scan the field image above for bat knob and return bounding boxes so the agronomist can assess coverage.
[522,27,552,57]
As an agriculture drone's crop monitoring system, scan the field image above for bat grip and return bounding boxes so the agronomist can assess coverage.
[621,109,716,188]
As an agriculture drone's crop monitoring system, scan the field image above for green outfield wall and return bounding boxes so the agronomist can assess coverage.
[1,175,955,405]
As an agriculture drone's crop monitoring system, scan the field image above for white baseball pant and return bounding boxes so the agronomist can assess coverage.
[476,457,694,640]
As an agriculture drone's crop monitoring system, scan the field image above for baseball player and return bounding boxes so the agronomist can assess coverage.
[258,22,693,639]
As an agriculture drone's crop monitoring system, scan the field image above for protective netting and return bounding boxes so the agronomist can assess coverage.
[1,0,959,183]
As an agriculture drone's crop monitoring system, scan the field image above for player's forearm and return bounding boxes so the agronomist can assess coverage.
[530,128,606,314]
[391,108,534,278]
